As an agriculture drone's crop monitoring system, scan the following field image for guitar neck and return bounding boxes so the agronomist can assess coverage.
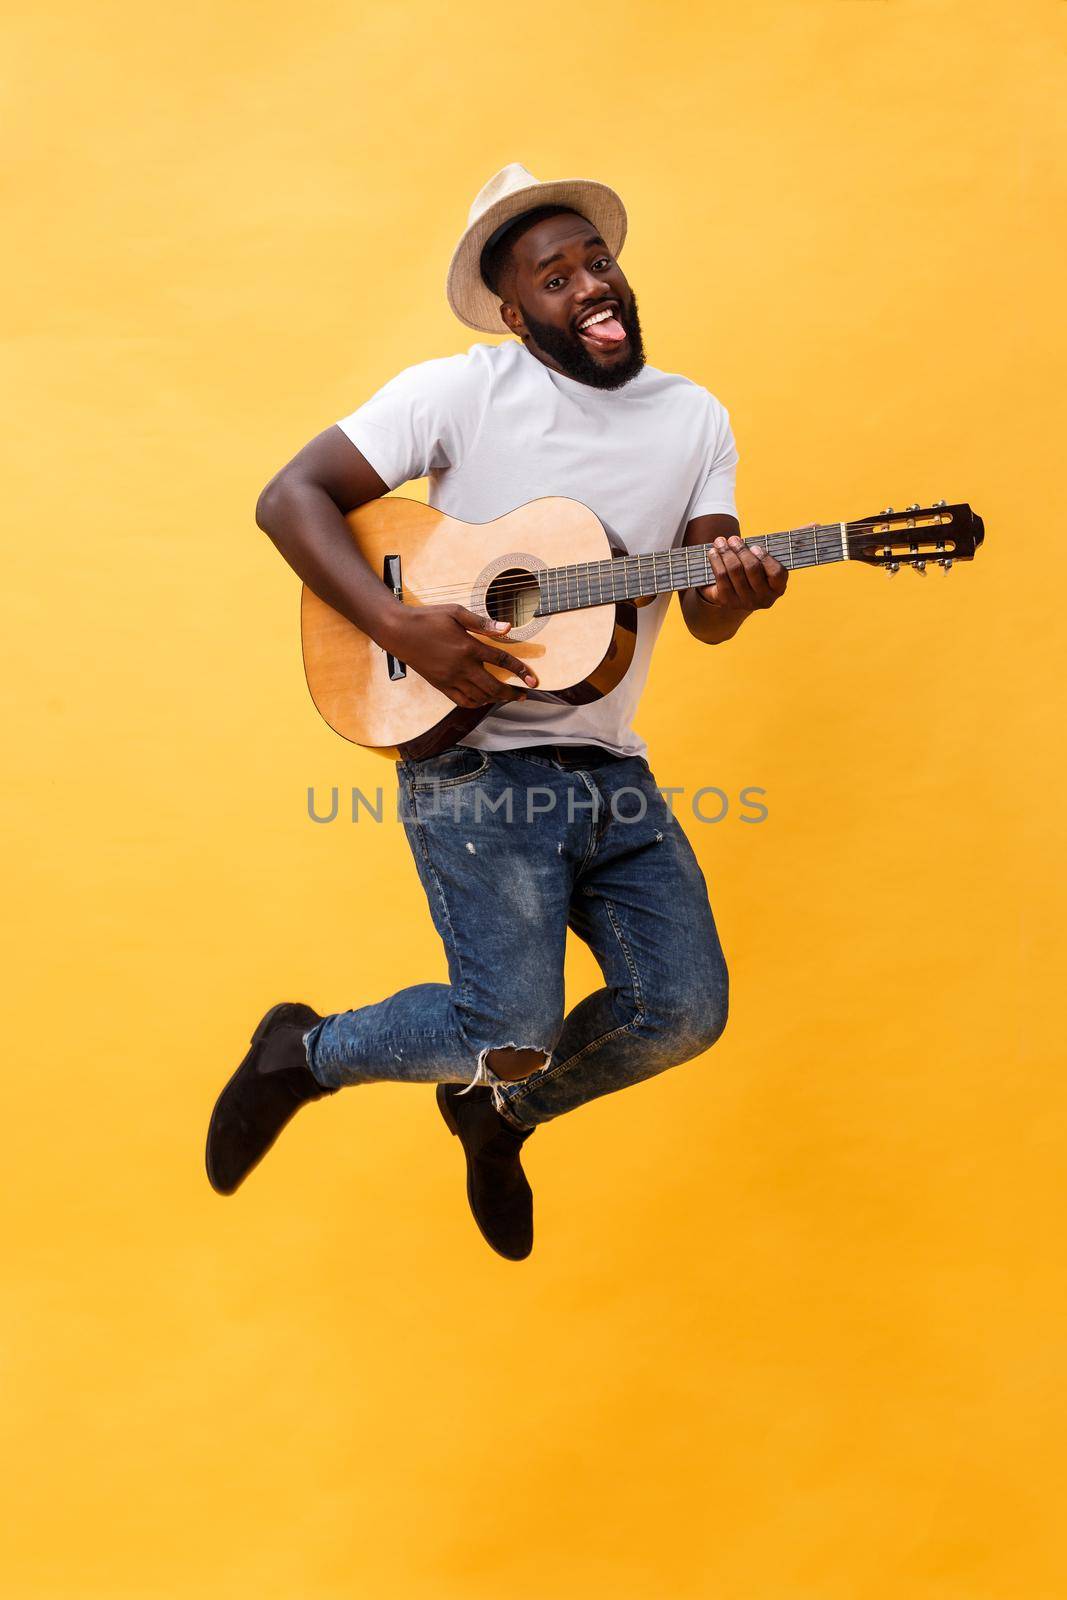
[535,524,849,615]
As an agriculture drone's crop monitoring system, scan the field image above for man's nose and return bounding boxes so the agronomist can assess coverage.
[573,264,611,298]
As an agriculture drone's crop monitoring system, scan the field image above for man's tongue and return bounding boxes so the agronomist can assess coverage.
[579,314,626,347]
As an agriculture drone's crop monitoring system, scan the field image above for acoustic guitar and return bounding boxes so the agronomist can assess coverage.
[301,496,984,759]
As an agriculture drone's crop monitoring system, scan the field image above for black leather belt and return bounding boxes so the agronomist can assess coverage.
[506,742,628,769]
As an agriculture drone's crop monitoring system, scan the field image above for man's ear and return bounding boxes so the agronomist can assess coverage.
[499,298,525,337]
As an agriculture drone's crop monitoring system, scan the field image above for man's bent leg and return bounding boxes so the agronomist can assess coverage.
[306,748,575,1122]
[497,757,729,1128]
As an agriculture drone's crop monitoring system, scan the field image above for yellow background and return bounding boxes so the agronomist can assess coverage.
[4,1,1065,1595]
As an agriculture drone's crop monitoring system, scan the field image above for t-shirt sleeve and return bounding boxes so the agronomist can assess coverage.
[334,352,486,490]
[689,398,740,520]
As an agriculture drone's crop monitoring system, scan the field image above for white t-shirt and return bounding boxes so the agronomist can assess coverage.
[336,339,738,757]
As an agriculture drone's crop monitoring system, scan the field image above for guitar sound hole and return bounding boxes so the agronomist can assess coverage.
[485,567,540,628]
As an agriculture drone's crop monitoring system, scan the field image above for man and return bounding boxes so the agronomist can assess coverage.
[205,163,788,1259]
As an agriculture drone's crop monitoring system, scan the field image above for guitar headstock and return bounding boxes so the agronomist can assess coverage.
[847,502,984,574]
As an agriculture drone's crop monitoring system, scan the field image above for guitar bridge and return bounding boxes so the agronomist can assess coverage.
[383,554,406,681]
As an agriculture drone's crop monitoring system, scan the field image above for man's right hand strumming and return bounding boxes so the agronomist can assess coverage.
[381,606,539,710]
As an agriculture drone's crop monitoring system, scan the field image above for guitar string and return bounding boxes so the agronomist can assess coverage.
[399,553,851,611]
[399,544,857,607]
[400,533,851,605]
[403,551,857,605]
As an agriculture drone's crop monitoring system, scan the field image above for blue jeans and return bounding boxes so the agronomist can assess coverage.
[304,745,729,1130]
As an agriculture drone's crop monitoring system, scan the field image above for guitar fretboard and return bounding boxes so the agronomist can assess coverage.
[535,524,849,614]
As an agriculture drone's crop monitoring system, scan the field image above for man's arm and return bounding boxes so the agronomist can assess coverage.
[256,425,400,641]
[256,427,537,708]
[678,512,788,644]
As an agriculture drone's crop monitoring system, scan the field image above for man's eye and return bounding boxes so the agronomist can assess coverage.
[545,257,611,290]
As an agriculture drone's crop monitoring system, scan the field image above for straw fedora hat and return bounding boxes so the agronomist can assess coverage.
[446,162,628,334]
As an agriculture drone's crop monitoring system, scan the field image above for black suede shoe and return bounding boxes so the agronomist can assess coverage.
[206,1002,336,1195]
[436,1083,535,1260]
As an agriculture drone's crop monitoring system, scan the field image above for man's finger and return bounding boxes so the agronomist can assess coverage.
[705,549,731,603]
[709,546,746,602]
[453,605,510,636]
[471,639,538,687]
[717,547,751,604]
[749,547,788,601]
[465,666,528,705]
[749,544,787,583]
[765,559,788,594]
[735,546,776,604]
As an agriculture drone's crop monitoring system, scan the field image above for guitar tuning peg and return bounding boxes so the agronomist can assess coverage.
[938,558,953,571]
[913,560,927,574]
[886,561,900,575]
[882,506,895,514]
[934,499,947,508]
[907,503,920,512]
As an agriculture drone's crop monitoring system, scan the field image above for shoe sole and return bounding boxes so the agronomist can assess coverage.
[205,1002,320,1195]
[436,1084,531,1262]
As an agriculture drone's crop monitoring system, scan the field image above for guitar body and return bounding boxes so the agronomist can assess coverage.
[300,495,641,759]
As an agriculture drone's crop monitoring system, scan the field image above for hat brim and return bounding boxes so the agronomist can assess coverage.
[446,177,628,335]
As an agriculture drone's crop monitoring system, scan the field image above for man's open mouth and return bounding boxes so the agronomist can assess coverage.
[575,301,628,350]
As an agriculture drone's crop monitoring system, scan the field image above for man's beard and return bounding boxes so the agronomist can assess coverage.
[517,291,646,390]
